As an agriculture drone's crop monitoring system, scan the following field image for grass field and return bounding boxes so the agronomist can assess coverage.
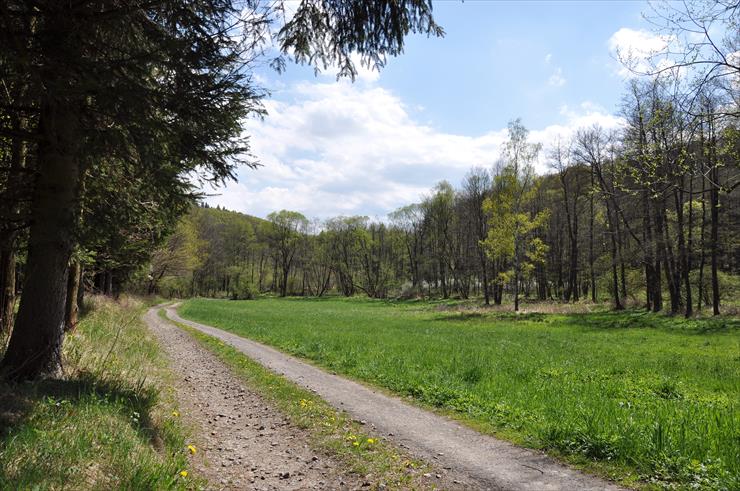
[179,297,740,490]
[1,297,194,490]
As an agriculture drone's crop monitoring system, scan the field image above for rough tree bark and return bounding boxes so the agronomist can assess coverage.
[0,250,16,336]
[64,260,81,332]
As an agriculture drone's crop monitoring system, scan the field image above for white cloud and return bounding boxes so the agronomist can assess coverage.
[310,52,381,83]
[548,67,566,87]
[544,54,566,87]
[535,102,625,156]
[608,27,675,78]
[207,81,623,220]
[348,53,381,83]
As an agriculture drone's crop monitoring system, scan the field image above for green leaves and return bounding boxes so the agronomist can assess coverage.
[482,120,549,284]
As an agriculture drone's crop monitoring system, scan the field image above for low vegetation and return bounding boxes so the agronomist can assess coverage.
[180,297,740,489]
[0,297,194,490]
[162,310,430,488]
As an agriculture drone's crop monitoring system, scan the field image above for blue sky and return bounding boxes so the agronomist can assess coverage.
[207,0,664,220]
[365,0,645,133]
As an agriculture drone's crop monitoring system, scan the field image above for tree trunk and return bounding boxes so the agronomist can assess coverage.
[644,193,662,312]
[258,252,265,292]
[675,185,692,317]
[0,109,29,338]
[479,251,490,305]
[77,267,85,313]
[106,270,114,296]
[569,204,579,302]
[656,203,679,314]
[513,244,521,312]
[536,263,547,301]
[686,174,693,317]
[616,221,627,303]
[65,260,81,332]
[561,170,579,303]
[281,265,289,297]
[710,167,720,315]
[271,256,278,293]
[494,281,503,305]
[1,95,82,380]
[589,167,596,303]
[653,259,662,312]
[0,249,16,336]
[708,117,720,315]
[697,171,706,311]
[605,204,623,310]
[439,258,448,299]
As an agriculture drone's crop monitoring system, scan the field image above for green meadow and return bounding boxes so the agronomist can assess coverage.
[179,297,740,489]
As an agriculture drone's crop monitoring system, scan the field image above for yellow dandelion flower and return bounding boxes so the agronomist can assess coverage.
[172,410,179,417]
[367,438,376,444]
[187,444,197,454]
[179,470,188,477]
[352,441,359,447]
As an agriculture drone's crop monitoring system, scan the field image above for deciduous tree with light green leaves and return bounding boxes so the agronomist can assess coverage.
[483,120,550,312]
[268,210,309,297]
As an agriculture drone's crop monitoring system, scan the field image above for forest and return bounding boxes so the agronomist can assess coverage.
[142,94,739,316]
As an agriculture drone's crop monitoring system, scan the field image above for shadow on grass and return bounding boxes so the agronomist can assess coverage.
[431,311,549,323]
[557,310,740,334]
[433,312,486,322]
[427,307,740,334]
[0,371,163,450]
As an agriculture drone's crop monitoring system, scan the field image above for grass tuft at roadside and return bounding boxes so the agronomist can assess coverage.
[0,296,197,490]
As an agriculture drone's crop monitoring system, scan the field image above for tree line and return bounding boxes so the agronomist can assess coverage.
[146,84,739,316]
[140,2,740,316]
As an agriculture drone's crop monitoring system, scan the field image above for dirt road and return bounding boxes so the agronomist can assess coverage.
[145,308,367,490]
[159,304,624,491]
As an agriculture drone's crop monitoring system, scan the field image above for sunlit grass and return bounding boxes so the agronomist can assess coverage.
[0,297,195,490]
[179,297,740,489]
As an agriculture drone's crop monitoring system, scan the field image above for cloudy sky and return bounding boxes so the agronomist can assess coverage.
[205,1,665,220]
